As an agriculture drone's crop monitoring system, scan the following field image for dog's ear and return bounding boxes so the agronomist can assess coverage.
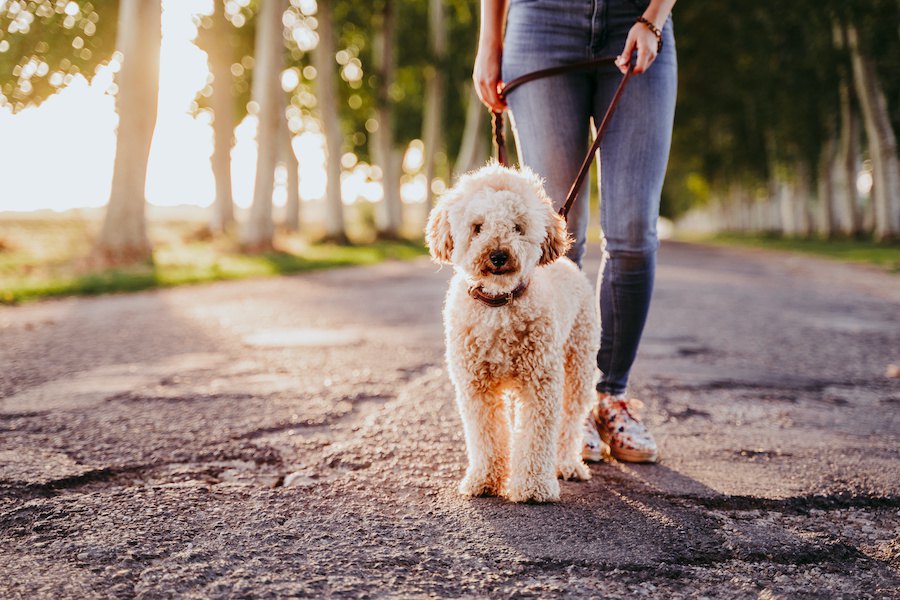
[426,201,454,264]
[540,212,571,266]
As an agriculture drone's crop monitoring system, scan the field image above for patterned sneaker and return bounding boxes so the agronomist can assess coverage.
[582,416,610,462]
[592,393,659,463]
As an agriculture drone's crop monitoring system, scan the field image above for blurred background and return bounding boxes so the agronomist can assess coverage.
[0,0,897,303]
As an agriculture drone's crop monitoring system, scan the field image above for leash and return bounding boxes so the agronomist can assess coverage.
[491,58,634,221]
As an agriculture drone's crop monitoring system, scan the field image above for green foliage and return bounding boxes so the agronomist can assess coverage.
[0,0,118,111]
[6,0,894,228]
[192,0,257,123]
[664,0,900,219]
[192,0,481,166]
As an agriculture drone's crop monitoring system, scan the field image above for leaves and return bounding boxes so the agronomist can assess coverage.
[0,0,118,111]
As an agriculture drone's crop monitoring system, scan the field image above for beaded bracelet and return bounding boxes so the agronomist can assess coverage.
[637,16,663,53]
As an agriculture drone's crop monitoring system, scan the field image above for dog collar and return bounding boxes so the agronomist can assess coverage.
[467,280,530,307]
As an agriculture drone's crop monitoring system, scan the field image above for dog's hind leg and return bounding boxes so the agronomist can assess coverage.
[557,313,600,481]
[455,381,511,497]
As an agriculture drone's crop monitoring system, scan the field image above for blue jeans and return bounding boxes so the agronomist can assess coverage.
[502,0,677,396]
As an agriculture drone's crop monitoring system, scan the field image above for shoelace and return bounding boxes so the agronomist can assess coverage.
[608,397,645,423]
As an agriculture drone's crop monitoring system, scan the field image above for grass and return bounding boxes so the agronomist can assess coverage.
[684,233,900,273]
[0,217,428,304]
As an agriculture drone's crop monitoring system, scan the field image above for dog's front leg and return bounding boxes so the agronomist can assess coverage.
[507,370,563,503]
[455,380,510,497]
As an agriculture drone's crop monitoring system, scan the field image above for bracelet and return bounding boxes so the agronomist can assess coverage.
[636,17,663,53]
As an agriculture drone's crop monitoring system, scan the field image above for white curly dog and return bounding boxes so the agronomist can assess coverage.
[426,163,600,503]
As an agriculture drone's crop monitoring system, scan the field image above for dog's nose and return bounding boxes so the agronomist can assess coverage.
[489,250,508,267]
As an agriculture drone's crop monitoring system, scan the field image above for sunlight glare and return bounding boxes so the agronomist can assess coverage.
[0,0,413,217]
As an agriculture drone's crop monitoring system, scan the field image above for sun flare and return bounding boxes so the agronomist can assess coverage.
[0,0,417,215]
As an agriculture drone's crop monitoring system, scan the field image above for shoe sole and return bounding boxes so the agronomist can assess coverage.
[610,445,658,463]
[596,430,658,463]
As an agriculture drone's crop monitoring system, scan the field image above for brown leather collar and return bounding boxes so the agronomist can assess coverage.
[467,280,529,307]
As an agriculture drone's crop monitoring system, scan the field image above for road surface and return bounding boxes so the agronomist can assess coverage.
[1,241,898,598]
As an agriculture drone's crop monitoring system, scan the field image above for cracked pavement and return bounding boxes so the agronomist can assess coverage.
[1,241,898,598]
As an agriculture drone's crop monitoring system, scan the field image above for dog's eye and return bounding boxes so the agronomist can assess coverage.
[473,223,482,235]
[514,224,523,234]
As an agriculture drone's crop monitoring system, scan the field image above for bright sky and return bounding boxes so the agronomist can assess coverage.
[0,0,430,213]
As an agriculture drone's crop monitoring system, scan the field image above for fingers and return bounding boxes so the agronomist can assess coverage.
[473,51,506,112]
[619,25,659,74]
[634,37,658,74]
[615,31,637,74]
[634,40,650,74]
[477,77,506,112]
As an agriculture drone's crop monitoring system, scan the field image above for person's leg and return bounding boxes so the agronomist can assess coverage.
[502,0,594,267]
[503,76,593,266]
[593,6,677,396]
[583,2,676,463]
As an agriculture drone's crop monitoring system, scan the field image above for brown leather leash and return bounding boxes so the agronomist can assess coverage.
[491,58,634,221]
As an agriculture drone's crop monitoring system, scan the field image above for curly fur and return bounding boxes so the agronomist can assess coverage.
[426,163,601,503]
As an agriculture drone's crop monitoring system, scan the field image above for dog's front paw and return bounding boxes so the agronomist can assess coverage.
[557,459,591,482]
[458,472,504,497]
[505,476,560,503]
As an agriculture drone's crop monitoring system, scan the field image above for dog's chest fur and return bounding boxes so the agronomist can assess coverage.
[446,286,560,383]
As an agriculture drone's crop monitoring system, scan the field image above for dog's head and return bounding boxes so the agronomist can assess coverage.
[425,163,570,293]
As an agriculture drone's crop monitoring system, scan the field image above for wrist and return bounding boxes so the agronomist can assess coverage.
[477,40,503,58]
[636,16,663,53]
[641,11,666,30]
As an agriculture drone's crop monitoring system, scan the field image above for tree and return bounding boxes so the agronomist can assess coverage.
[0,0,118,111]
[831,20,861,237]
[242,0,286,250]
[94,0,161,263]
[194,0,257,234]
[454,85,487,175]
[313,0,348,243]
[280,90,301,231]
[847,22,900,240]
[370,0,401,238]
[206,0,236,233]
[421,0,446,210]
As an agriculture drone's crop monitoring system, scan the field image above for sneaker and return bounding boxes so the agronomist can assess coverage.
[582,416,610,462]
[592,393,659,463]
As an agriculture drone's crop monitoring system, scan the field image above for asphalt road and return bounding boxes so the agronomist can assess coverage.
[1,241,898,598]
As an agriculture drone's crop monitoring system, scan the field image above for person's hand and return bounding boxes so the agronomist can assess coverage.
[473,45,506,112]
[615,21,661,74]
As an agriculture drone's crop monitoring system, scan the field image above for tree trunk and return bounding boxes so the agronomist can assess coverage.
[816,136,837,238]
[95,0,161,264]
[421,0,446,211]
[314,0,349,243]
[832,21,861,237]
[242,0,285,250]
[793,162,814,238]
[776,177,794,236]
[847,23,900,240]
[455,85,488,175]
[371,0,401,239]
[280,96,300,232]
[209,0,235,234]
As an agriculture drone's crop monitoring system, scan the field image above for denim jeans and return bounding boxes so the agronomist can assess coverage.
[502,0,677,395]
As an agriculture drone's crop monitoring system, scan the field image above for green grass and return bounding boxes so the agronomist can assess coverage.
[687,233,900,273]
[0,217,428,304]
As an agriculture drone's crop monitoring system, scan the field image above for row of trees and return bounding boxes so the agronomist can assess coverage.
[1,0,898,267]
[668,0,899,240]
[1,0,486,262]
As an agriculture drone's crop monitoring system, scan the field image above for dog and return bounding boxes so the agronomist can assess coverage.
[426,163,600,503]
